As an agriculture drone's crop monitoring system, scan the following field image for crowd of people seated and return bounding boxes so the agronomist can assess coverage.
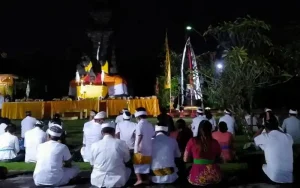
[0,106,298,187]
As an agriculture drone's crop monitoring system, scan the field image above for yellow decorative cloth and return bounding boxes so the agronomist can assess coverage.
[151,167,174,176]
[133,153,151,165]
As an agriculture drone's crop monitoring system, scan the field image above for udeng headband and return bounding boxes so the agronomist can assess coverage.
[134,111,147,117]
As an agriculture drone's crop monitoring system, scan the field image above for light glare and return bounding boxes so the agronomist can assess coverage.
[186,26,192,30]
[217,63,223,69]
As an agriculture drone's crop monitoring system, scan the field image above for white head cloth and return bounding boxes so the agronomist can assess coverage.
[197,108,203,113]
[265,108,272,112]
[289,109,298,115]
[101,122,115,129]
[205,107,211,110]
[94,111,106,119]
[155,125,168,132]
[90,111,96,116]
[134,110,147,117]
[224,109,232,114]
[47,124,62,137]
[123,112,131,120]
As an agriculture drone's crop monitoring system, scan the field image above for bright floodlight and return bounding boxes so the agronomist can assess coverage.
[216,63,223,69]
[186,26,192,30]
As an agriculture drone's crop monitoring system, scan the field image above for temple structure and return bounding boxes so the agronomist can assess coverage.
[87,0,117,74]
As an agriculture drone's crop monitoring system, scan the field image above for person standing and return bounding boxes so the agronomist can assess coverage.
[204,107,217,131]
[90,122,131,187]
[115,108,129,124]
[282,109,300,144]
[21,111,37,138]
[133,107,155,186]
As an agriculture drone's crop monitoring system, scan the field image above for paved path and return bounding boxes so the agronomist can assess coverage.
[0,173,293,188]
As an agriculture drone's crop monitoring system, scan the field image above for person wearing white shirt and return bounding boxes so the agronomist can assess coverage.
[245,111,258,132]
[0,92,4,114]
[116,111,136,152]
[282,109,300,144]
[90,122,131,188]
[218,109,237,135]
[21,111,37,138]
[0,125,20,161]
[81,112,105,162]
[254,113,293,184]
[33,125,79,186]
[82,110,97,134]
[133,107,155,186]
[24,120,47,163]
[191,108,207,137]
[204,107,217,131]
[151,123,181,184]
[115,108,129,124]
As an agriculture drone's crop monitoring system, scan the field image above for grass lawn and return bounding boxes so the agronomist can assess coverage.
[3,118,249,173]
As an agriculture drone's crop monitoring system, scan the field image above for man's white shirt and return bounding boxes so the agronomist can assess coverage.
[254,130,293,183]
[116,120,136,149]
[282,116,300,144]
[219,114,236,135]
[21,116,37,138]
[0,132,20,160]
[24,127,47,163]
[115,115,123,124]
[191,115,207,137]
[0,123,7,135]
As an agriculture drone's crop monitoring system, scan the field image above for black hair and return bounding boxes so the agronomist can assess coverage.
[48,126,63,141]
[160,107,167,114]
[265,115,279,131]
[205,109,213,120]
[135,107,147,119]
[5,124,16,134]
[175,119,186,129]
[218,121,228,133]
[2,118,10,125]
[123,111,131,120]
[91,110,97,114]
[196,120,213,154]
[102,127,115,135]
[224,108,232,115]
[290,108,297,116]
[53,113,60,119]
[35,121,44,128]
[26,111,32,116]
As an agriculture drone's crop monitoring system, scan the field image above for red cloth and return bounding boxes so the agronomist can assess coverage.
[82,73,102,84]
[212,131,234,162]
[184,138,222,186]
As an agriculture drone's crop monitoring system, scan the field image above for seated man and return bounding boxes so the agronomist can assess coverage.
[254,112,293,184]
[151,123,181,184]
[90,122,131,187]
[21,111,36,139]
[24,120,47,163]
[0,124,20,161]
[33,125,79,186]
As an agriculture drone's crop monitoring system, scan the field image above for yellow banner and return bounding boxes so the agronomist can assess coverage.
[164,33,171,89]
[101,61,109,74]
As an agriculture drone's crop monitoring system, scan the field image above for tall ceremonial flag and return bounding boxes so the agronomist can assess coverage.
[164,33,171,89]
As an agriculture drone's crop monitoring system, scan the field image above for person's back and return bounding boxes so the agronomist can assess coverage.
[157,112,175,133]
[0,123,7,135]
[255,130,293,183]
[24,127,47,163]
[136,119,155,156]
[21,116,36,138]
[212,131,234,161]
[191,115,207,137]
[34,140,72,185]
[90,134,130,187]
[219,114,235,135]
[151,133,180,183]
[282,116,300,144]
[82,122,103,162]
[116,120,136,150]
[0,131,19,160]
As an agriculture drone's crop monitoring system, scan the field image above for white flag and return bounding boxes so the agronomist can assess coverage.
[75,71,80,83]
[26,80,30,98]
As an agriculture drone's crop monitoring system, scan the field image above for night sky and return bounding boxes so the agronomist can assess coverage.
[1,0,300,102]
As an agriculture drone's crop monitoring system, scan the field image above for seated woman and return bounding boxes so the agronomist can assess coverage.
[184,120,222,186]
[212,121,235,162]
[0,124,20,161]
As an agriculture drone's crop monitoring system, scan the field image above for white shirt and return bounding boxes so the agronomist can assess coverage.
[282,116,300,144]
[83,120,94,131]
[0,123,8,135]
[33,140,72,185]
[0,95,4,109]
[116,120,137,149]
[208,117,217,131]
[191,115,207,137]
[24,127,47,163]
[151,133,181,183]
[115,115,123,124]
[134,119,155,156]
[245,115,258,126]
[0,132,20,160]
[21,116,37,138]
[90,135,130,188]
[219,114,236,135]
[254,130,293,183]
[82,122,103,162]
